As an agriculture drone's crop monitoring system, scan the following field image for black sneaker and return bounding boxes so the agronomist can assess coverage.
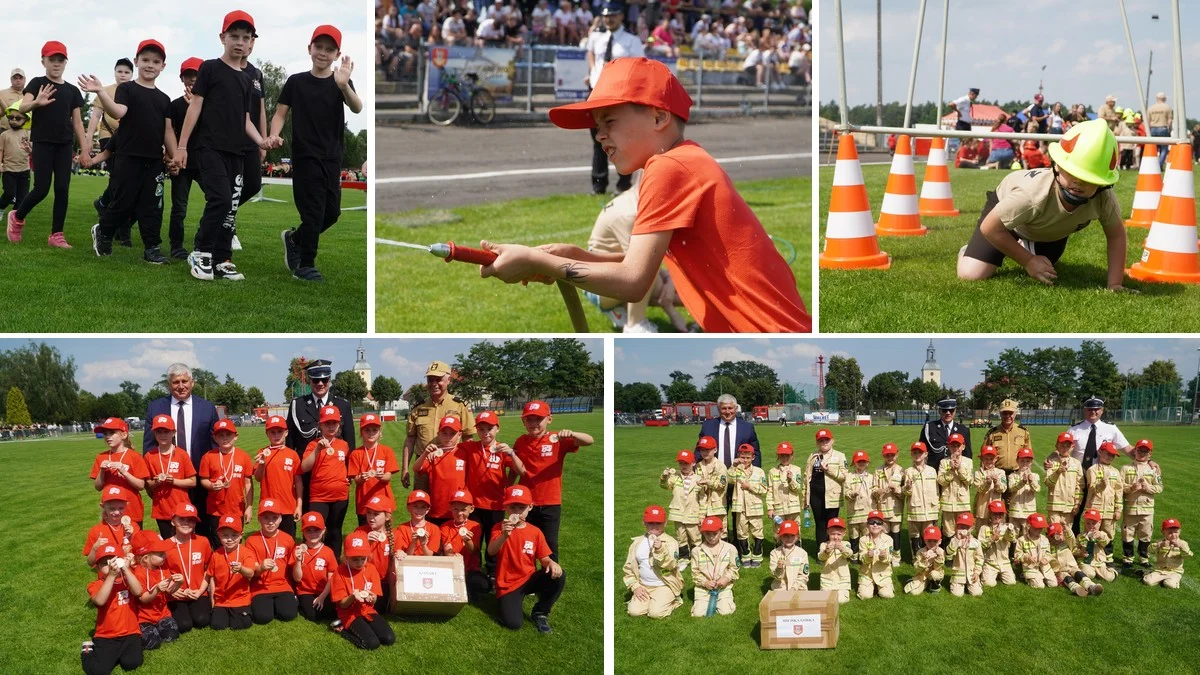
[293,266,324,282]
[92,198,104,217]
[531,613,552,634]
[117,234,134,248]
[170,246,189,260]
[214,260,245,281]
[281,229,299,271]
[91,224,112,256]
[143,246,169,265]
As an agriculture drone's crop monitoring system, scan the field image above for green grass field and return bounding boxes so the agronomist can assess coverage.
[613,422,1200,673]
[0,412,601,675]
[818,164,1200,332]
[0,176,366,333]
[375,177,811,332]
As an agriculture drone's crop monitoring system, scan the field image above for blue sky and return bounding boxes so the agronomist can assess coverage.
[616,337,1200,391]
[819,0,1199,123]
[3,338,602,403]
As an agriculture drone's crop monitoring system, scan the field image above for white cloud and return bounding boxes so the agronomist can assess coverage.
[379,347,425,381]
[260,353,278,363]
[711,346,781,371]
[79,339,201,391]
[764,342,825,363]
[615,346,625,362]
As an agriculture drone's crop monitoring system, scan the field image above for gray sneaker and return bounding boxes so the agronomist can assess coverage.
[281,229,300,271]
[214,260,245,281]
[143,246,169,265]
[293,266,325,282]
[188,251,213,281]
[531,613,552,634]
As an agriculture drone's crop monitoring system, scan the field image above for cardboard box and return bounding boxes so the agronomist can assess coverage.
[392,555,468,617]
[758,590,839,649]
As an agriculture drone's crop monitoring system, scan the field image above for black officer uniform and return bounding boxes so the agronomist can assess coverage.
[918,398,973,472]
[285,359,355,546]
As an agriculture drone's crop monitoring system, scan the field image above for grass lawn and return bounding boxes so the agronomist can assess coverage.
[613,423,1200,673]
[818,164,1200,332]
[0,176,366,333]
[0,412,602,675]
[375,177,811,332]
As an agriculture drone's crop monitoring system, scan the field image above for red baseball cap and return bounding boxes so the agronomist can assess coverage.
[1162,518,1181,531]
[816,428,833,441]
[359,413,382,429]
[1017,447,1034,460]
[1083,509,1102,522]
[180,57,203,75]
[643,505,667,523]
[776,442,794,455]
[311,24,342,49]
[301,511,326,529]
[699,516,723,532]
[948,433,965,445]
[365,494,395,513]
[265,415,287,431]
[212,419,237,434]
[522,400,550,417]
[438,415,462,432]
[173,503,199,520]
[923,525,942,541]
[217,515,243,534]
[96,543,121,560]
[503,485,532,506]
[696,436,717,451]
[1027,513,1048,529]
[881,443,898,456]
[1135,439,1154,452]
[956,512,975,527]
[1099,441,1119,455]
[136,39,166,58]
[867,510,885,522]
[736,442,754,455]
[980,445,997,457]
[94,417,128,433]
[344,534,370,558]
[101,486,129,503]
[258,499,283,515]
[1047,522,1063,536]
[151,414,175,431]
[407,490,431,506]
[988,500,1007,514]
[318,405,341,423]
[675,449,694,463]
[549,57,692,129]
[1057,432,1074,444]
[450,489,474,505]
[777,520,799,536]
[852,450,869,463]
[910,441,927,453]
[131,530,167,556]
[41,41,68,58]
[827,517,846,530]
[222,10,258,36]
[476,410,500,427]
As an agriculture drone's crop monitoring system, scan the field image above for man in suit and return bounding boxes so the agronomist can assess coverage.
[918,398,973,472]
[699,394,759,543]
[285,359,356,512]
[142,362,220,538]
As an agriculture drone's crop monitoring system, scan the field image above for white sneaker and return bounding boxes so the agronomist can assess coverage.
[188,251,213,281]
[231,234,242,251]
[678,558,689,571]
[583,291,627,328]
[623,319,658,334]
[214,260,245,281]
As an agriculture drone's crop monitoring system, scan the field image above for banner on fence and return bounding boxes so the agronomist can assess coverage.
[553,49,679,102]
[805,412,840,423]
[426,45,517,104]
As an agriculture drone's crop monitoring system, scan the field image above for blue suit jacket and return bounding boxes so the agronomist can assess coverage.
[699,417,761,467]
[142,395,220,472]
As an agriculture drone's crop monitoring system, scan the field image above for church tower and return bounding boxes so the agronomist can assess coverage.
[921,339,941,386]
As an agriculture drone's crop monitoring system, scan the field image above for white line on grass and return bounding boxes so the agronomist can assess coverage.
[376,153,812,184]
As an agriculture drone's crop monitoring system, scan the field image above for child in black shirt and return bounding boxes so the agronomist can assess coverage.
[236,40,268,253]
[81,39,175,264]
[270,25,362,282]
[166,57,202,260]
[8,40,87,248]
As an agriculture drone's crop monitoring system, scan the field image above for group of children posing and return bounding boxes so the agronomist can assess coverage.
[82,399,590,675]
[625,428,1189,619]
[7,10,361,283]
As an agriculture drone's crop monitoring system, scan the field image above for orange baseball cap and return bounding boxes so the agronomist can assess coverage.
[94,417,128,433]
[101,486,129,503]
[258,499,283,515]
[923,525,942,541]
[549,57,692,129]
[1027,513,1047,529]
[1162,518,1181,531]
[1017,447,1034,460]
[212,418,237,433]
[987,500,1007,514]
[700,516,723,532]
[311,24,342,48]
[816,428,833,441]
[450,489,474,505]
[151,414,175,431]
[131,530,167,556]
[301,511,326,529]
[827,517,846,530]
[318,405,341,423]
[407,490,431,506]
[503,485,532,506]
[136,39,165,58]
[359,413,382,429]
[675,449,694,463]
[696,436,717,451]
[643,505,667,523]
[1083,509,1102,522]
[881,443,898,456]
[438,415,462,432]
[344,534,370,558]
[522,400,550,417]
[476,410,500,427]
[222,10,258,36]
[265,415,287,431]
[96,543,121,561]
[173,502,200,520]
[180,57,203,75]
[980,445,997,457]
[956,512,975,528]
[365,494,395,513]
[1057,432,1074,444]
[777,520,799,536]
[776,442,794,455]
[41,41,68,58]
[217,515,243,534]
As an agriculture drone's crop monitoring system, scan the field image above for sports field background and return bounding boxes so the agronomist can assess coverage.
[0,176,367,333]
[0,412,601,674]
[818,164,1200,332]
[613,422,1199,673]
[375,177,810,333]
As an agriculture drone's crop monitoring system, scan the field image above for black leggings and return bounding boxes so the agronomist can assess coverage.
[17,141,72,232]
[251,591,299,624]
[497,569,566,630]
[210,605,252,630]
[526,504,562,562]
[168,595,212,632]
[810,502,840,547]
[155,519,175,539]
[0,170,30,210]
[308,500,349,558]
[82,634,142,675]
[342,615,396,650]
[475,508,502,574]
[297,594,334,622]
[279,514,296,538]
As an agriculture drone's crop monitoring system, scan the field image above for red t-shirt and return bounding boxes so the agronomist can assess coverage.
[346,527,392,578]
[90,449,151,523]
[164,534,212,594]
[303,438,351,502]
[492,521,551,597]
[288,543,338,596]
[143,446,197,521]
[418,447,468,520]
[392,521,442,556]
[440,519,483,573]
[88,576,141,638]
[83,520,141,557]
[515,431,579,506]
[329,562,382,624]
[256,447,301,515]
[197,448,253,518]
[246,530,296,595]
[206,544,259,607]
[632,141,811,333]
[461,440,515,511]
[346,444,400,515]
[133,565,172,623]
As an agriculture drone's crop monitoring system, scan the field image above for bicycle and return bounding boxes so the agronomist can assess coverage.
[427,69,496,126]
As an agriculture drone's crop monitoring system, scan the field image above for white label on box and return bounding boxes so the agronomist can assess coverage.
[775,614,822,639]
[402,566,454,595]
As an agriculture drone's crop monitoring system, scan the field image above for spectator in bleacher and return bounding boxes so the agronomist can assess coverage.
[556,0,581,44]
[694,21,726,58]
[649,15,680,57]
[533,0,558,42]
[417,0,438,33]
[690,13,711,44]
[575,2,595,43]
[788,42,810,86]
[477,13,507,46]
[505,12,530,49]
[464,7,480,38]
[443,9,469,45]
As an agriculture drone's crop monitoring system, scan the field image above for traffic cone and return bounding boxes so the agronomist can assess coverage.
[820,134,891,270]
[918,137,960,217]
[875,134,927,237]
[1125,143,1162,229]
[1128,144,1200,284]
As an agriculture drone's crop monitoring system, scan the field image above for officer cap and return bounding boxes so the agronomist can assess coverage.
[1083,395,1104,409]
[306,359,333,380]
[1000,399,1018,413]
[599,1,624,16]
[969,88,980,95]
[426,361,452,378]
[937,398,957,411]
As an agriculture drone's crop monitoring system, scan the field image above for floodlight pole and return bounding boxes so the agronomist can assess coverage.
[902,0,928,130]
[935,0,949,127]
[834,0,850,127]
[1117,0,1150,123]
[1170,0,1186,138]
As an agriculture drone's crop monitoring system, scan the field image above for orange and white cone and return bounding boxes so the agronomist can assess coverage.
[1125,143,1162,229]
[1128,144,1200,284]
[820,134,891,269]
[875,134,927,236]
[918,137,960,217]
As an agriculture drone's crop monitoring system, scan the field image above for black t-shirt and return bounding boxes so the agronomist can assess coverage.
[243,62,265,153]
[278,72,355,161]
[168,96,189,141]
[190,58,251,155]
[23,76,84,145]
[111,81,170,159]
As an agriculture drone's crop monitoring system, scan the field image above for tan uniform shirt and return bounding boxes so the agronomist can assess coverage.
[1048,532,1080,574]
[1006,469,1041,519]
[1098,103,1120,130]
[982,424,1032,470]
[858,532,894,583]
[695,459,728,517]
[972,466,1008,518]
[903,464,939,521]
[97,83,120,141]
[729,464,767,516]
[802,450,847,509]
[992,168,1123,242]
[978,522,1017,569]
[0,88,22,111]
[1147,101,1173,129]
[1016,534,1052,568]
[660,471,701,524]
[873,464,904,520]
[913,545,945,574]
[587,181,638,254]
[623,533,684,596]
[765,464,803,516]
[406,396,476,460]
[0,129,30,172]
[1122,462,1161,515]
[1075,529,1112,568]
[1045,455,1084,513]
[946,534,984,582]
[1151,538,1192,574]
[768,544,810,590]
[937,456,973,512]
[841,470,875,525]
[1085,464,1123,519]
[691,540,739,589]
[817,540,853,590]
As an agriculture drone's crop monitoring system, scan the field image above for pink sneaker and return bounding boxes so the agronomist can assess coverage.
[47,232,72,249]
[6,209,24,242]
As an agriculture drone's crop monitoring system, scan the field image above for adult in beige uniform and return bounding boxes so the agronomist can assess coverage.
[1146,92,1174,168]
[801,428,846,547]
[957,120,1133,292]
[982,399,1032,473]
[402,361,476,491]
[0,69,25,111]
[623,505,683,618]
[1097,95,1120,131]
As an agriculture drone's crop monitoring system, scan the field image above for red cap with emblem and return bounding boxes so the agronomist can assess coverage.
[643,505,666,523]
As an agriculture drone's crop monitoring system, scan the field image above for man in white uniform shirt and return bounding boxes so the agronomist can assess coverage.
[949,87,979,131]
[584,1,644,195]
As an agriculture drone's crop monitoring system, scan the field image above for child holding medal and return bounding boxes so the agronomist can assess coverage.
[291,511,338,621]
[247,500,298,624]
[198,419,254,550]
[348,413,399,527]
[163,502,212,632]
[144,414,197,539]
[301,405,351,558]
[253,415,303,537]
[330,535,395,649]
[84,486,141,567]
[130,530,182,650]
[90,417,149,529]
[205,515,258,630]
